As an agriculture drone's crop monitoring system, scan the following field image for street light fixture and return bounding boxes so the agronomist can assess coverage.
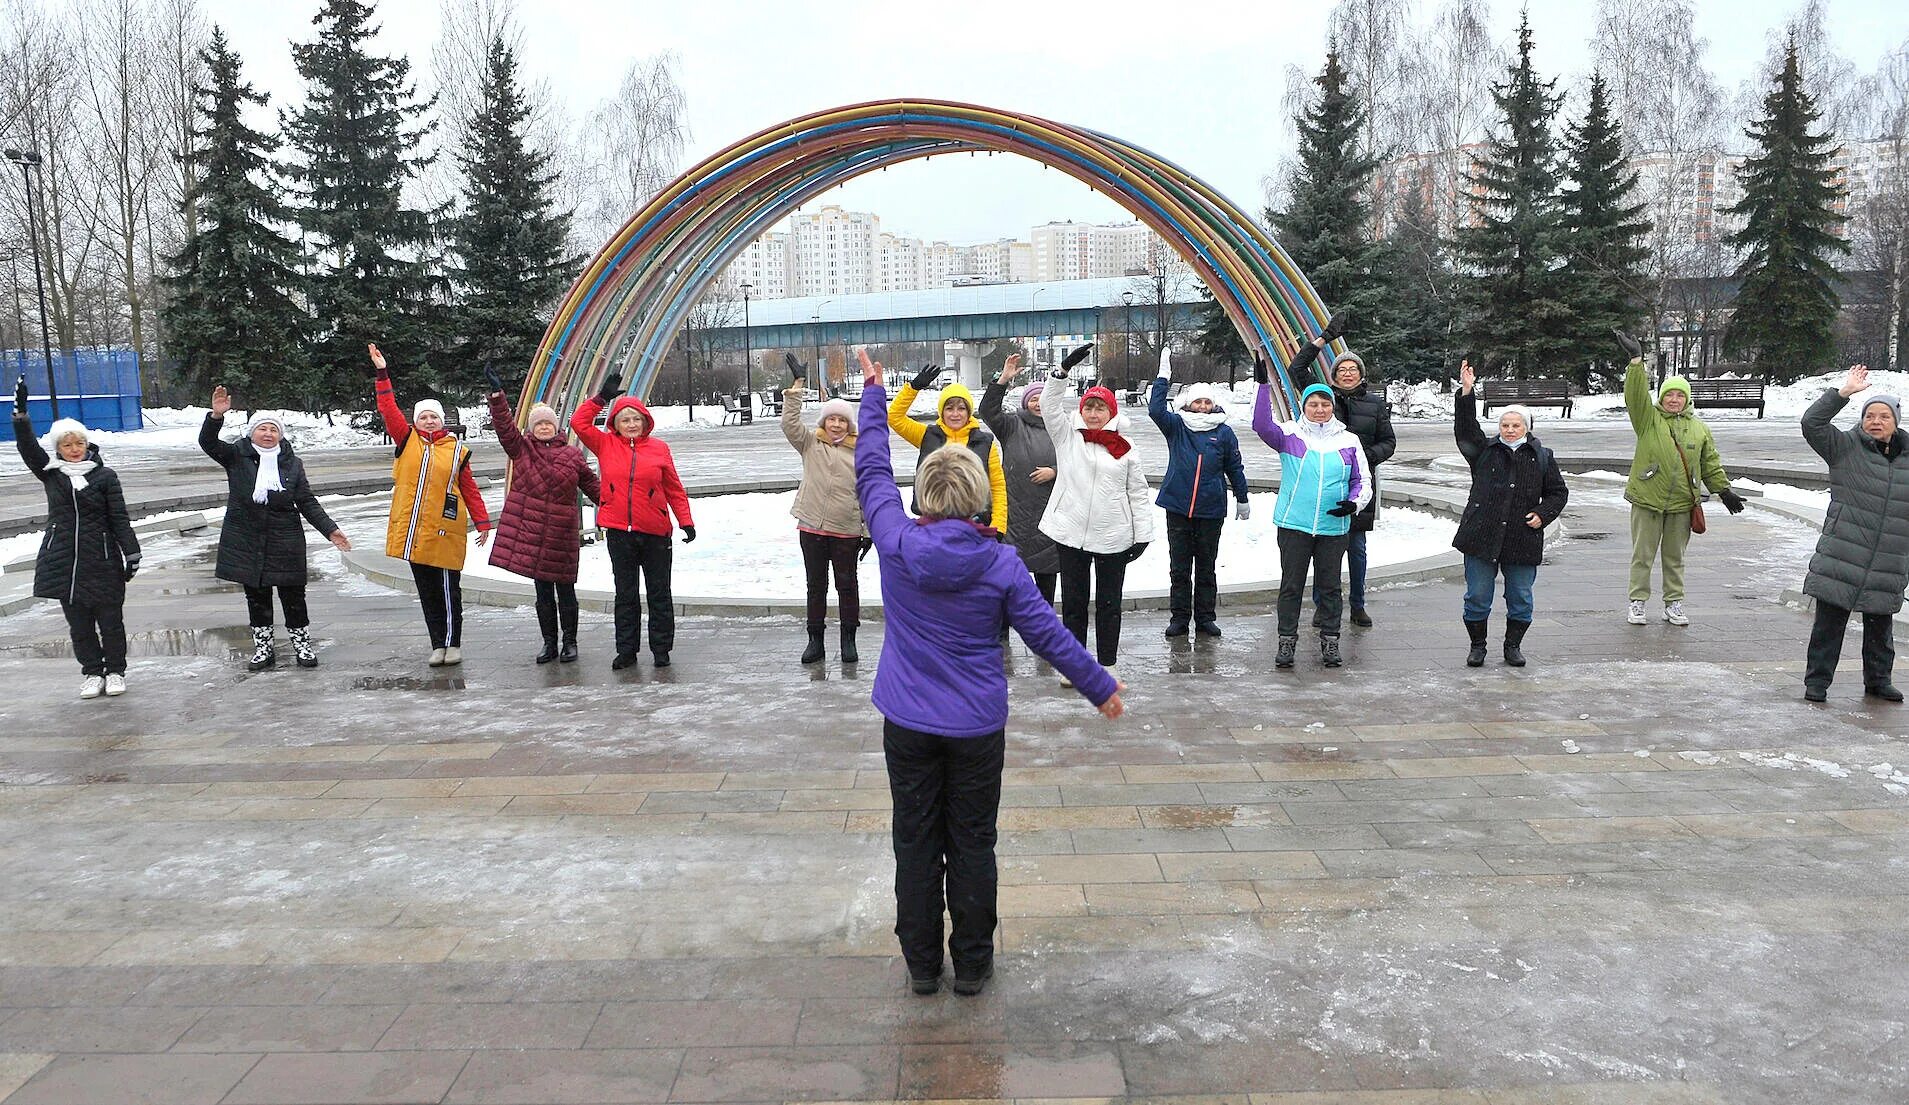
[5,148,59,421]
[1121,291,1135,390]
[740,281,754,422]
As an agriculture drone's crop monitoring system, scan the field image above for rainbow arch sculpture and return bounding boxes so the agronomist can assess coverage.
[525,99,1341,421]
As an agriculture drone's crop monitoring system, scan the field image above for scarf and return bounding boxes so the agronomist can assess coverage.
[1179,411,1226,432]
[52,458,96,488]
[1079,427,1132,459]
[252,443,284,503]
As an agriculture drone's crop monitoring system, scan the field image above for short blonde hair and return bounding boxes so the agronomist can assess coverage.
[915,447,989,520]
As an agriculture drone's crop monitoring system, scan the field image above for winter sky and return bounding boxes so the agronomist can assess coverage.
[214,0,1904,246]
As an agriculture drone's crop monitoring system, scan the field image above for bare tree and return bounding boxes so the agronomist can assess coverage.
[1401,0,1497,234]
[75,0,162,358]
[573,51,689,249]
[1861,40,1909,369]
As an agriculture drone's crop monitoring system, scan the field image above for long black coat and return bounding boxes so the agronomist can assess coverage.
[1452,390,1569,565]
[1333,383,1396,532]
[200,415,340,588]
[13,414,139,606]
[979,378,1060,574]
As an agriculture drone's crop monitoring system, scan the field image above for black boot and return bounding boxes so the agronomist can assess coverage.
[1865,683,1904,702]
[1164,616,1190,638]
[801,627,826,664]
[535,604,560,664]
[1465,619,1488,667]
[841,624,859,664]
[1350,607,1373,628]
[558,604,579,663]
[1275,635,1298,669]
[1503,619,1530,667]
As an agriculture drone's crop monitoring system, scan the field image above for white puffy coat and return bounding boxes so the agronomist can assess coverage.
[1036,374,1156,555]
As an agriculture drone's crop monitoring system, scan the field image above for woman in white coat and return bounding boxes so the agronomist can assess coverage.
[1038,363,1154,678]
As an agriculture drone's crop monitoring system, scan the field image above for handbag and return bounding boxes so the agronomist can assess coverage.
[1675,440,1706,535]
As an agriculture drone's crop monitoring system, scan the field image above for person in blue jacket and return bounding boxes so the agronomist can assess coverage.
[1148,350,1249,638]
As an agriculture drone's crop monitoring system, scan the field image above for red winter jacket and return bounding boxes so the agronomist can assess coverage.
[486,392,601,583]
[570,394,694,537]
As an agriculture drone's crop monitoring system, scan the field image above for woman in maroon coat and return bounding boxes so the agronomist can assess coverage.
[486,370,601,663]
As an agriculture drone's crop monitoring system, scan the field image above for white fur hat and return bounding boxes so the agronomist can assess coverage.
[817,397,855,428]
[42,417,89,452]
[1177,382,1225,412]
[413,398,446,422]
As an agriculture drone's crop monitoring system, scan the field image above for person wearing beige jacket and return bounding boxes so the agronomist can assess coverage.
[784,357,869,665]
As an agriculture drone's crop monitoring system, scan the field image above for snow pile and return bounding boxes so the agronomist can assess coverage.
[459,489,1458,598]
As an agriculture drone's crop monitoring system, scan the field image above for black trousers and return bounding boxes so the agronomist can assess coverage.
[62,599,127,677]
[408,563,464,648]
[534,580,579,640]
[1166,513,1225,626]
[799,531,861,630]
[244,585,310,629]
[1277,527,1349,637]
[1805,599,1896,690]
[883,720,1005,979]
[1032,571,1057,606]
[1057,544,1129,665]
[607,529,674,657]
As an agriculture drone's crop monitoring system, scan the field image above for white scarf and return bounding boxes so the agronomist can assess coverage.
[251,443,284,503]
[1179,410,1227,432]
[52,458,95,488]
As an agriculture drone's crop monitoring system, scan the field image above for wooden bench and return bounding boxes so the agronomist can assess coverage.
[1687,377,1767,418]
[1481,379,1574,418]
[720,396,747,425]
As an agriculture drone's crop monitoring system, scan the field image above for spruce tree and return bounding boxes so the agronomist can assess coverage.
[1558,73,1652,386]
[447,36,583,389]
[162,27,308,406]
[1454,15,1573,378]
[1270,48,1406,377]
[282,0,446,409]
[1377,169,1461,384]
[1724,40,1849,382]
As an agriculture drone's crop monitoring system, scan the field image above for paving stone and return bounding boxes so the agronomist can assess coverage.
[584,999,801,1048]
[3,1053,259,1105]
[897,1041,1125,1097]
[443,1048,683,1104]
[223,1050,471,1104]
[0,1006,205,1053]
[666,1044,897,1101]
[172,1004,401,1052]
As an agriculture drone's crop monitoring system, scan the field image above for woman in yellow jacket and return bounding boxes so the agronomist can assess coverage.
[888,365,1007,532]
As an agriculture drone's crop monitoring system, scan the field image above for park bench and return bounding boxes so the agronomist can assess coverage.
[1687,377,1767,418]
[720,396,747,425]
[1481,379,1574,418]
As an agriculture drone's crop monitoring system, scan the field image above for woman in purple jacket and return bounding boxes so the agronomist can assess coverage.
[854,349,1124,999]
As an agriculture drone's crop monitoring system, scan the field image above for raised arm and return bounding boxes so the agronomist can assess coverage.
[1250,380,1294,453]
[1453,362,1487,461]
[780,384,810,453]
[369,343,410,441]
[856,378,909,553]
[1803,367,1865,464]
[486,391,528,460]
[1622,356,1654,436]
[11,411,48,476]
[200,386,239,467]
[569,369,622,456]
[1040,372,1074,450]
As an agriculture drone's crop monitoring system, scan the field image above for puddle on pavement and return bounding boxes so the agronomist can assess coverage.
[352,675,468,691]
[1567,532,1612,541]
[1146,804,1247,829]
[9,626,253,659]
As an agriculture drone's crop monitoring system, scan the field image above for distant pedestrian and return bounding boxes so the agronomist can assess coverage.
[12,376,140,698]
[199,385,351,670]
[853,348,1122,999]
[782,354,866,665]
[1452,361,1569,667]
[1800,364,1909,703]
[1148,348,1248,639]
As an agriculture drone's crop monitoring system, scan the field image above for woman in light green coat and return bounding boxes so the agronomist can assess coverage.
[1616,331,1745,627]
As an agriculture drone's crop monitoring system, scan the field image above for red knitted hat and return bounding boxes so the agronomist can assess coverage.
[1079,386,1118,417]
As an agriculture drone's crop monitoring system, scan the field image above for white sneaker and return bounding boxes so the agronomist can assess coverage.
[1664,601,1689,627]
[79,676,105,699]
[1626,600,1648,625]
[441,646,462,665]
[428,648,447,666]
[103,673,126,697]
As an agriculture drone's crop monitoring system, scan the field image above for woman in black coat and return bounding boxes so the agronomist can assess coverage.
[1319,350,1397,626]
[200,386,351,671]
[1453,361,1569,667]
[12,376,141,699]
[979,353,1062,602]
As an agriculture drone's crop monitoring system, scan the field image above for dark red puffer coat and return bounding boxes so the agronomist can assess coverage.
[486,392,601,583]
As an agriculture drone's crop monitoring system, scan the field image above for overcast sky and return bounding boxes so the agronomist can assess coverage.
[214,0,1904,245]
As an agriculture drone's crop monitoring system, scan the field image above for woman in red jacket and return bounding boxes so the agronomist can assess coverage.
[485,365,601,664]
[569,371,695,669]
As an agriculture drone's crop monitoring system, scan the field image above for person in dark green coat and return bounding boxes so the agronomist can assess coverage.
[1616,331,1745,627]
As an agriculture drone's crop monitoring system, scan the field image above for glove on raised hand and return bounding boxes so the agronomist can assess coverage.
[909,365,942,391]
[595,372,623,404]
[482,361,504,394]
[1612,329,1643,361]
[785,353,807,382]
[1252,354,1269,385]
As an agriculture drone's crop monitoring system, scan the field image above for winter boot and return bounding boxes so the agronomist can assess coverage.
[1275,635,1298,669]
[1164,616,1190,638]
[1503,619,1531,667]
[1195,620,1223,638]
[535,605,560,664]
[1350,607,1373,628]
[288,627,318,668]
[1320,634,1344,668]
[246,626,276,672]
[841,624,859,664]
[559,606,579,663]
[1465,619,1489,667]
[801,627,826,665]
[1865,683,1904,702]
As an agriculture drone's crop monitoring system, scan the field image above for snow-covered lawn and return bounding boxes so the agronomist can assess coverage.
[458,489,1459,598]
[1380,368,1909,424]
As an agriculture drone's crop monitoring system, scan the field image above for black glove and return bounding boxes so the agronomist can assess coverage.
[1321,311,1351,341]
[122,555,140,582]
[1326,500,1357,518]
[594,371,623,404]
[1613,329,1642,361]
[1125,542,1149,564]
[1060,343,1096,371]
[909,365,942,391]
[681,525,696,544]
[482,361,503,394]
[1253,354,1269,385]
[1719,488,1746,514]
[785,352,807,382]
[858,537,874,561]
[12,375,25,415]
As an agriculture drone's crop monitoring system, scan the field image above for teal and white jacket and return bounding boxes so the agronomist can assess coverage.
[1251,382,1372,537]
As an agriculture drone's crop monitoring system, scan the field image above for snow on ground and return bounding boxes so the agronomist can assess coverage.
[1375,368,1909,424]
[458,489,1459,598]
[1733,478,1830,510]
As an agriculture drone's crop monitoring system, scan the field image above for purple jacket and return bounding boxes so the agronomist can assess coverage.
[856,383,1117,736]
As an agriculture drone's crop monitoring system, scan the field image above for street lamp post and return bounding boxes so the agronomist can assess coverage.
[740,282,754,423]
[5,149,59,421]
[811,298,832,387]
[1121,291,1135,391]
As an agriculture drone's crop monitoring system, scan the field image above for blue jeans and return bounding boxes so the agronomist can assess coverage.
[1314,530,1368,610]
[1463,556,1536,622]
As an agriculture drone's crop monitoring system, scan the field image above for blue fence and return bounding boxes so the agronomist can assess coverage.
[3,348,143,441]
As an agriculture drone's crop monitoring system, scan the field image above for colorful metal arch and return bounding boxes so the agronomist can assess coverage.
[525,99,1339,421]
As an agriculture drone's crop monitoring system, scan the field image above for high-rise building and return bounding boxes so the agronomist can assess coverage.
[727,231,790,299]
[789,205,880,296]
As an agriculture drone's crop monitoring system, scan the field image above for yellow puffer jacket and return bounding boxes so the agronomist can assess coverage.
[887,381,1008,531]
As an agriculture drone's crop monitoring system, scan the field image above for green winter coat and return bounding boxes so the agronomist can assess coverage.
[1623,360,1729,512]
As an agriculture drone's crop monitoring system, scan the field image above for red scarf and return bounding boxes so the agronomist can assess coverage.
[1079,427,1132,459]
